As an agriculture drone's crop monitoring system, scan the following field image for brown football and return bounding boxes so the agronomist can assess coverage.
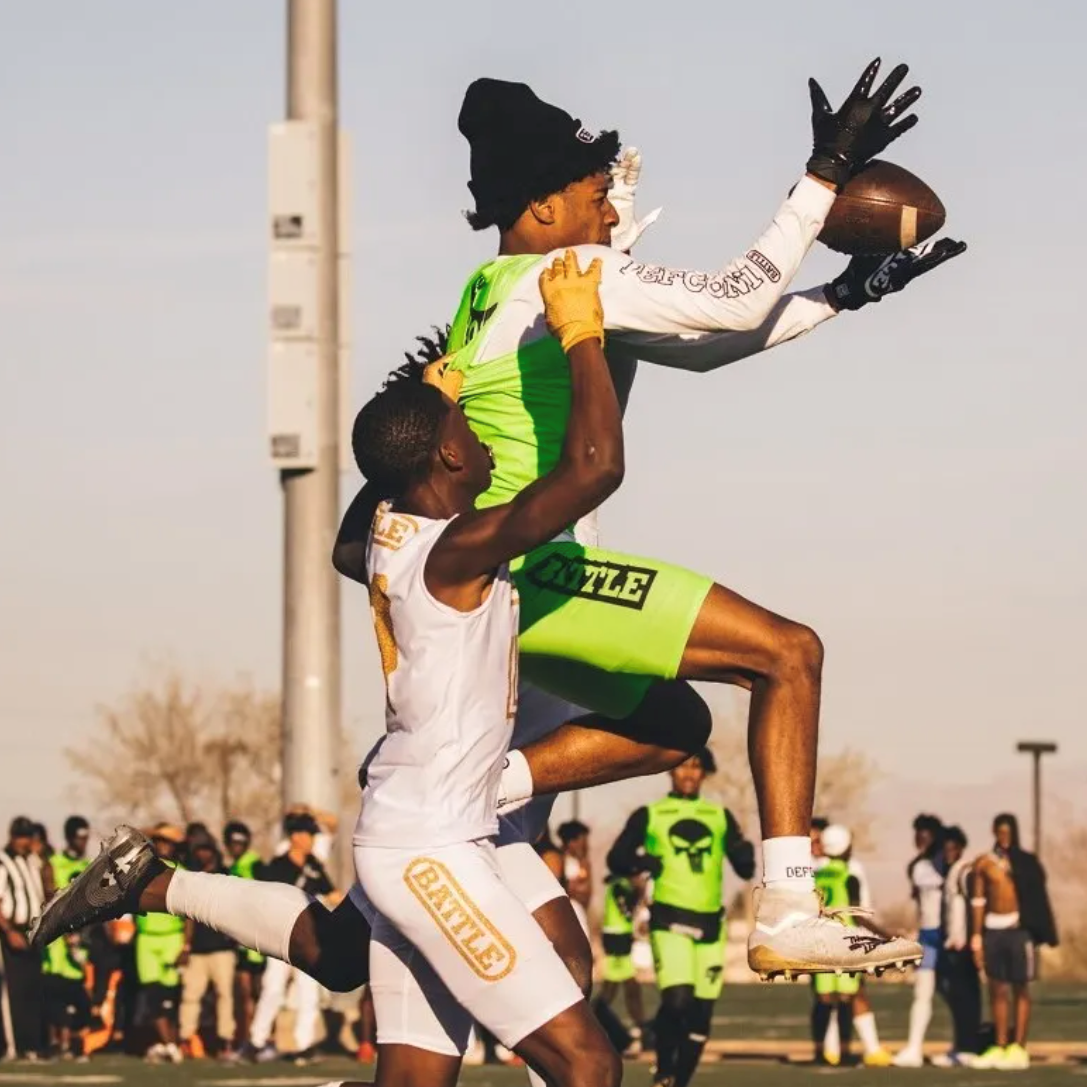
[819,160,945,256]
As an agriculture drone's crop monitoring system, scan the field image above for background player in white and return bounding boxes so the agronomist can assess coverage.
[893,814,945,1067]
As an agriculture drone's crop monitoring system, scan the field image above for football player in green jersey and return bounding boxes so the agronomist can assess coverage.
[608,749,754,1087]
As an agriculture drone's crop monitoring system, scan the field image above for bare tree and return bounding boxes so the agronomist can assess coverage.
[67,669,283,847]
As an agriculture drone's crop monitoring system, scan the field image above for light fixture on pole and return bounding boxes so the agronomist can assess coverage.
[1015,741,1057,858]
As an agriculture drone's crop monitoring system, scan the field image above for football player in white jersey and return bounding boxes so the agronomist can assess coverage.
[36,252,624,1087]
[350,248,624,1086]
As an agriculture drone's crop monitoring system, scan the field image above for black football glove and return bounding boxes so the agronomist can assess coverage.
[828,237,968,311]
[807,58,922,189]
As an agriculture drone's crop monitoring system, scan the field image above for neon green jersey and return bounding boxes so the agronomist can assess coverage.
[603,876,636,936]
[814,858,854,923]
[443,180,838,509]
[446,254,567,509]
[43,851,91,978]
[645,796,728,915]
[50,850,89,891]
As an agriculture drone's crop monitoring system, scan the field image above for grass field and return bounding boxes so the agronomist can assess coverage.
[0,983,1083,1087]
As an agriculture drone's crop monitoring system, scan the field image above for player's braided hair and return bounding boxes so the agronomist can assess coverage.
[385,325,451,385]
[350,326,452,497]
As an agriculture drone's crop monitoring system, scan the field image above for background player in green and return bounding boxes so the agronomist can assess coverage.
[811,824,864,1066]
[223,821,263,1048]
[136,825,186,1064]
[607,748,755,1087]
[596,872,649,1054]
[42,816,92,1058]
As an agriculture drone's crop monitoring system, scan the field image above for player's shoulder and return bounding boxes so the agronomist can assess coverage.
[542,243,623,271]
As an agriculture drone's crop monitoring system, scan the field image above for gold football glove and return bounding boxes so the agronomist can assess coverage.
[422,357,464,401]
[539,249,604,354]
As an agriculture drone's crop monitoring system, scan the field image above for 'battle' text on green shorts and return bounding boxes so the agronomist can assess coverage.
[447,256,712,719]
[512,541,711,717]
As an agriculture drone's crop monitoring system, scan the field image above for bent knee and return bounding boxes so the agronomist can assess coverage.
[776,620,824,678]
[645,681,711,756]
[313,957,368,993]
[573,1043,622,1087]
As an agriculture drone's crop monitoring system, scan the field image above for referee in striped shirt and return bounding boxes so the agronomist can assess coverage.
[0,816,46,1059]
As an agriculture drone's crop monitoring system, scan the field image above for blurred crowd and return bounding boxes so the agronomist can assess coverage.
[0,807,367,1065]
[0,793,1059,1074]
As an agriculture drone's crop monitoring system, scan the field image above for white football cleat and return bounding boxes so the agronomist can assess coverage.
[747,885,923,981]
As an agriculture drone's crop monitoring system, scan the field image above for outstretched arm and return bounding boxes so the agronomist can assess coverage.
[426,251,623,594]
[614,237,967,374]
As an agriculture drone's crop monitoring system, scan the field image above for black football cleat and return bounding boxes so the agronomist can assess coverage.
[30,825,164,949]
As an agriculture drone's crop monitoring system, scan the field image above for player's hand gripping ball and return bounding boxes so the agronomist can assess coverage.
[820,160,945,256]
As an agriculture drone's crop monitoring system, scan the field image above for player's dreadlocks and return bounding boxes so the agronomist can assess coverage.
[350,325,453,498]
[385,324,451,386]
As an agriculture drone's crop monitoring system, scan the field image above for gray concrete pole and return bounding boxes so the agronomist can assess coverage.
[281,0,341,818]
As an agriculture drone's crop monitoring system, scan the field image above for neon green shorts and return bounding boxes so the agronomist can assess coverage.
[814,971,861,996]
[603,954,636,983]
[512,540,713,718]
[136,933,185,987]
[650,928,726,1001]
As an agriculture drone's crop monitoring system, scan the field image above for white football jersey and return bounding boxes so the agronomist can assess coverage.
[355,502,520,849]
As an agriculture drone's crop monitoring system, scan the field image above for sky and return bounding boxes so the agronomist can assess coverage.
[2,1,1085,860]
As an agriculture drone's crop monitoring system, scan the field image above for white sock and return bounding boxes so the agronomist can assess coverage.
[824,1014,840,1058]
[905,969,935,1053]
[166,868,313,963]
[761,836,816,890]
[855,1011,881,1055]
[498,749,533,808]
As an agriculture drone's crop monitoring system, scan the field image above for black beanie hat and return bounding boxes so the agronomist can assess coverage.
[459,78,620,231]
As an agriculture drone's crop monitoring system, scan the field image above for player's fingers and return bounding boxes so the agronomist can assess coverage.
[882,85,922,121]
[883,113,920,145]
[808,78,833,116]
[917,238,968,270]
[849,58,881,101]
[625,147,642,184]
[583,257,603,285]
[562,248,581,277]
[871,61,909,107]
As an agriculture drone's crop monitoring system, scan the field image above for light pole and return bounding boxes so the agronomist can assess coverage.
[1015,741,1058,857]
[267,0,342,827]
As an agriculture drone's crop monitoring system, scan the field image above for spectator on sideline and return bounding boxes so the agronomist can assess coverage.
[819,824,892,1068]
[596,872,648,1056]
[223,821,264,1049]
[178,837,237,1059]
[933,825,981,1066]
[42,817,92,1059]
[0,817,46,1059]
[28,824,55,901]
[971,813,1058,1071]
[557,820,592,937]
[893,813,945,1068]
[137,824,186,1064]
[246,812,333,1064]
